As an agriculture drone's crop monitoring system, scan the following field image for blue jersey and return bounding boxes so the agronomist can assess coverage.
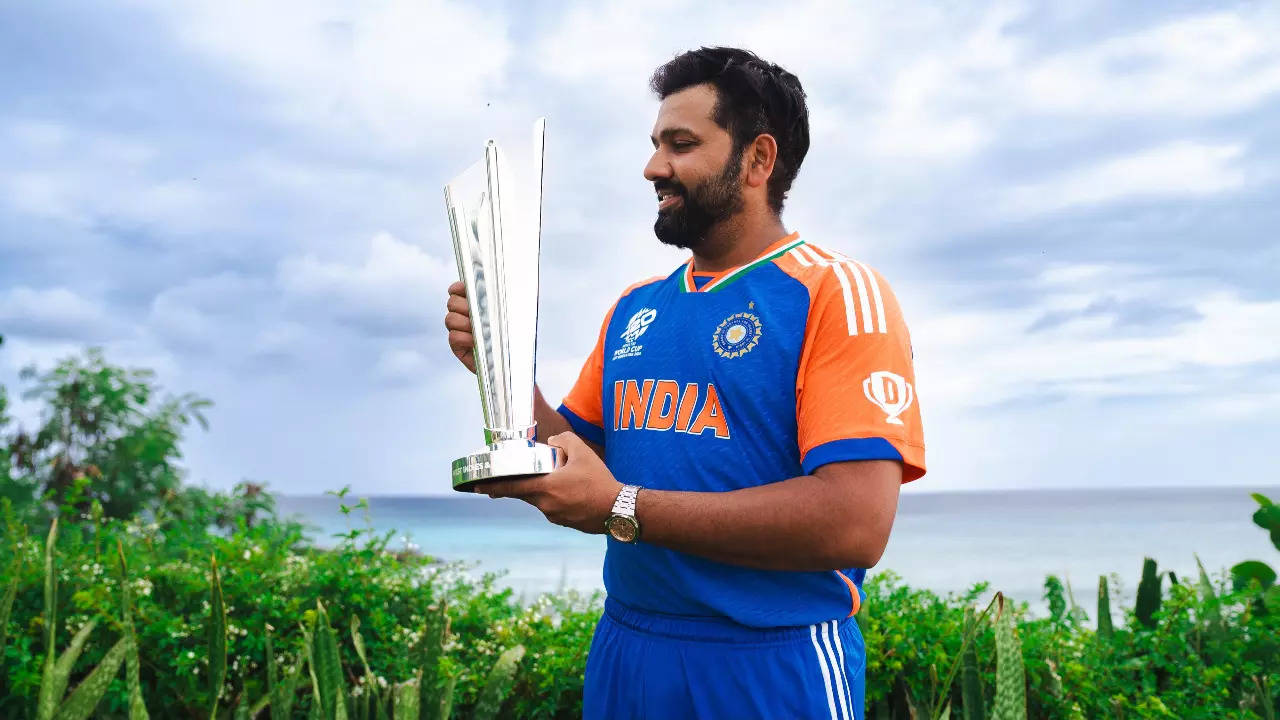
[557,233,926,628]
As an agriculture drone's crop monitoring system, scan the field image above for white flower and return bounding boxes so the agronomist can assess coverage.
[243,550,251,560]
[187,651,195,659]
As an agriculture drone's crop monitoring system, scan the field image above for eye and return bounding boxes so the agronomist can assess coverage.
[673,141,696,151]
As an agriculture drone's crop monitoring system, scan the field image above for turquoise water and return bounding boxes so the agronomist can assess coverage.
[276,485,1277,616]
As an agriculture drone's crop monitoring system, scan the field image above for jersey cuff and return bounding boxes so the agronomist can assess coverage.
[801,437,903,475]
[557,403,605,446]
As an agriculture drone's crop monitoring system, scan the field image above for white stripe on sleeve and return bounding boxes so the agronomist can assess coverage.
[851,260,887,334]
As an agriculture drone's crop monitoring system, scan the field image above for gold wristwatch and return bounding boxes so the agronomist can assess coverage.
[604,484,641,543]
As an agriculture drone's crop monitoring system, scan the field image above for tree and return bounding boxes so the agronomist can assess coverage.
[3,347,212,519]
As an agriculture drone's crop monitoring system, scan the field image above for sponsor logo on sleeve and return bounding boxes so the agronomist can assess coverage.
[863,370,913,425]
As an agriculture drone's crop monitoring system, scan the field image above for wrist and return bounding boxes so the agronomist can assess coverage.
[604,483,641,543]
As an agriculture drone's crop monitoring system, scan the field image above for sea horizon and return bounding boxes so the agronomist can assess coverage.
[273,484,1278,617]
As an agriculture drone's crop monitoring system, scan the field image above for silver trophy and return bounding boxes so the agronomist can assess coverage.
[444,118,559,491]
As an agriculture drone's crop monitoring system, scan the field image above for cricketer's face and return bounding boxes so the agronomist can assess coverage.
[644,84,745,250]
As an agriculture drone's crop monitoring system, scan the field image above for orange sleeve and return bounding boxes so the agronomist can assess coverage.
[557,302,617,445]
[790,257,926,483]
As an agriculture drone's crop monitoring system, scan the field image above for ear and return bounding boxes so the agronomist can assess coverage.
[743,134,778,190]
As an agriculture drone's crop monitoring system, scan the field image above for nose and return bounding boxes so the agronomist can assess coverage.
[643,149,670,183]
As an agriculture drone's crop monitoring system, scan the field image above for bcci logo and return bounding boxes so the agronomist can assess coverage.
[712,311,762,359]
[863,370,914,425]
[613,308,657,360]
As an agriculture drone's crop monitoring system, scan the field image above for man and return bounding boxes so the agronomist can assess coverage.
[444,46,925,720]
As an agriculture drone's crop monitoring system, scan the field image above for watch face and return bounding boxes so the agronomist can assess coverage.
[607,516,638,543]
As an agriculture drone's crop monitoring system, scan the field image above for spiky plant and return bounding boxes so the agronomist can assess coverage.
[990,594,1026,720]
[1134,558,1162,629]
[1096,576,1113,638]
[32,518,130,720]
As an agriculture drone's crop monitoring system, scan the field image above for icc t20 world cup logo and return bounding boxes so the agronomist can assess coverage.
[863,370,914,425]
[622,308,657,344]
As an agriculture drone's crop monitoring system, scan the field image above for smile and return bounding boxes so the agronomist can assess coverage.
[658,194,682,211]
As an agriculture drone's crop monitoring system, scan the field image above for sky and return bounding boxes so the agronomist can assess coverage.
[1,0,1278,496]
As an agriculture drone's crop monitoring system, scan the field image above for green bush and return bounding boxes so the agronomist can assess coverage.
[2,491,1276,718]
[2,347,212,521]
[0,492,601,719]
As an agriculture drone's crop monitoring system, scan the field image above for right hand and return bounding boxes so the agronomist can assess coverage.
[445,281,477,374]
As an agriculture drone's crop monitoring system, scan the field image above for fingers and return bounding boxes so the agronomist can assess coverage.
[446,284,476,373]
[547,432,587,464]
[446,294,469,315]
[444,312,471,333]
[447,330,473,351]
[475,476,545,499]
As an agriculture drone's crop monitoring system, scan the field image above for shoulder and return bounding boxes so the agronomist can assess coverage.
[772,242,901,329]
[618,275,667,299]
[600,275,667,327]
[772,241,891,288]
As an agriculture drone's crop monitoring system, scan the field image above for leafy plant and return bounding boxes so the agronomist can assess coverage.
[4,349,212,520]
[960,606,984,720]
[990,594,1026,720]
[473,644,526,720]
[1135,557,1162,629]
[31,518,130,720]
[1096,575,1114,638]
[1231,494,1279,608]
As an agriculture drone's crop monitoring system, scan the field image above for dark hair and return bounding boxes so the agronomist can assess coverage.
[650,46,809,214]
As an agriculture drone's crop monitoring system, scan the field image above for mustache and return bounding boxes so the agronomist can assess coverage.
[653,179,686,196]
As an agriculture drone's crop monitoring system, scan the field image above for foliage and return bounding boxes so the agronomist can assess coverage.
[0,484,1276,719]
[3,348,212,520]
[860,491,1280,720]
[990,594,1026,720]
[0,488,599,719]
[1231,494,1280,614]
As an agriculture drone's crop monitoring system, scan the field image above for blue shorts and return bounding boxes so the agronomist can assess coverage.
[584,598,865,720]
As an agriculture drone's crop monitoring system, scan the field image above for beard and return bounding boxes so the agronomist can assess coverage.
[652,148,746,250]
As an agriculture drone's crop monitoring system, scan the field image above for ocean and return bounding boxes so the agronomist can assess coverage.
[275,485,1277,617]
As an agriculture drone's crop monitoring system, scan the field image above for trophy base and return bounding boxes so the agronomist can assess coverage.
[451,441,560,492]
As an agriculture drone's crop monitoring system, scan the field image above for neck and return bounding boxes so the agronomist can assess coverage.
[690,208,788,273]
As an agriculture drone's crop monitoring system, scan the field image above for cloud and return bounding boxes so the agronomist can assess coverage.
[373,348,432,385]
[1021,11,1280,117]
[278,232,456,337]
[1027,296,1201,333]
[142,0,514,153]
[913,286,1280,412]
[0,119,236,251]
[1003,141,1248,216]
[0,287,113,341]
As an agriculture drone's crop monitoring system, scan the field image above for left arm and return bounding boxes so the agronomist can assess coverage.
[635,459,900,571]
[475,432,902,572]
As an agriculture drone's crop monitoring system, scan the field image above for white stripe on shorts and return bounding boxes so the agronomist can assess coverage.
[809,623,839,720]
[821,620,850,719]
[830,620,854,720]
